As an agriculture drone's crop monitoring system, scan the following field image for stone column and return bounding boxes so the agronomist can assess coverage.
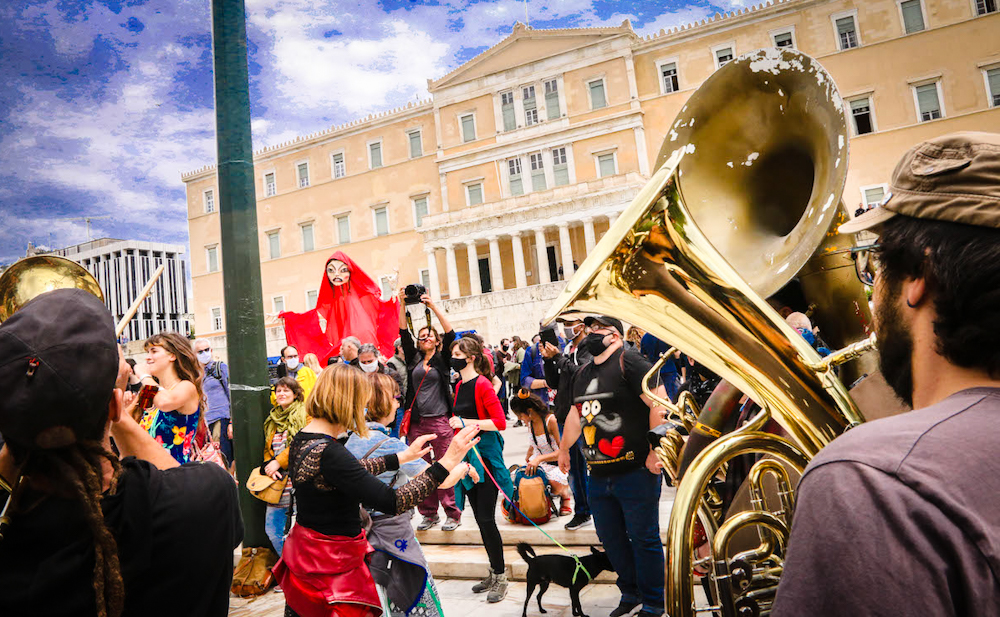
[444,243,460,299]
[466,241,482,296]
[534,227,551,285]
[425,247,441,300]
[583,217,597,254]
[558,222,574,279]
[488,236,504,292]
[607,212,618,228]
[511,232,528,289]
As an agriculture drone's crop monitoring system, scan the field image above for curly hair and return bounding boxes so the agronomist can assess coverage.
[274,376,305,402]
[878,215,1000,377]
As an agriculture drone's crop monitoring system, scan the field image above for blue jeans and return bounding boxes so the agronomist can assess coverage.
[265,505,289,556]
[567,429,590,517]
[589,467,664,614]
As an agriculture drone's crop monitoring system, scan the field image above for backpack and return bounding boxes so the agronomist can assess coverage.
[501,465,557,526]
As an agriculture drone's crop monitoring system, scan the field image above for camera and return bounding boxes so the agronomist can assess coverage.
[403,284,427,305]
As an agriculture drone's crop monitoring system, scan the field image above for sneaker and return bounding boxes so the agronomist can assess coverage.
[564,513,593,530]
[471,572,496,594]
[487,571,509,603]
[273,585,283,594]
[441,517,462,531]
[609,600,640,617]
[416,516,440,531]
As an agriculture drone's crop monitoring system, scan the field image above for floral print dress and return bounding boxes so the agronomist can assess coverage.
[140,406,201,464]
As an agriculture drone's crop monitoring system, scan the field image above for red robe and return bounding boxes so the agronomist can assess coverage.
[280,251,399,362]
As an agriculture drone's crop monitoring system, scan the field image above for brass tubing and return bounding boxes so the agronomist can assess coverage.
[666,431,809,617]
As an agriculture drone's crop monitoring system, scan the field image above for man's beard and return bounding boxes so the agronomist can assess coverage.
[875,295,915,407]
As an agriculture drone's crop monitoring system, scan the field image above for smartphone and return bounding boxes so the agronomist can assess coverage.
[136,384,158,412]
[539,327,559,349]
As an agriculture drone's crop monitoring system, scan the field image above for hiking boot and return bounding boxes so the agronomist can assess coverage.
[564,513,593,530]
[471,571,496,594]
[416,516,439,531]
[609,600,640,617]
[487,571,509,603]
[441,517,462,531]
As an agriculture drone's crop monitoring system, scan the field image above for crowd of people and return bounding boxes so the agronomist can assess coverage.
[1,132,998,617]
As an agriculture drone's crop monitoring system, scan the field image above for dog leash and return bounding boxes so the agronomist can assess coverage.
[458,418,593,584]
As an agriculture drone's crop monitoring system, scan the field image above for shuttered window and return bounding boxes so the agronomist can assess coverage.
[508,158,524,196]
[408,131,422,158]
[836,16,858,49]
[588,80,607,109]
[850,97,874,135]
[987,68,1000,107]
[900,0,925,33]
[544,79,560,120]
[661,62,678,93]
[501,91,515,131]
[552,147,569,186]
[915,83,942,121]
[529,152,546,192]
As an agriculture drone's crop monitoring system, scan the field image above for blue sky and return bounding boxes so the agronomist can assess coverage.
[0,0,754,264]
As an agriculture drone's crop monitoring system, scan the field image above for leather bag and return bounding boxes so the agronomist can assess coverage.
[246,466,288,505]
[231,546,278,597]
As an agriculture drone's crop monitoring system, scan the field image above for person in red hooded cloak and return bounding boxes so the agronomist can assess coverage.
[280,252,399,363]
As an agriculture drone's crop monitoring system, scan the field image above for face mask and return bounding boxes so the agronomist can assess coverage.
[450,357,468,372]
[285,358,299,370]
[360,360,378,373]
[581,332,609,356]
[197,351,211,364]
[564,324,583,339]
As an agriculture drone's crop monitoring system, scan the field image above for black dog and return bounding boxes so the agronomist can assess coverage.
[517,542,615,617]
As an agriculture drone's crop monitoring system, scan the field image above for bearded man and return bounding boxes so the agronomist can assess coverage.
[772,132,1000,615]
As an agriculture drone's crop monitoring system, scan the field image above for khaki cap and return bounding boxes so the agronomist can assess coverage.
[840,132,1000,234]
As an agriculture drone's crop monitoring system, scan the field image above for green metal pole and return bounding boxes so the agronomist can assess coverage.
[211,0,269,548]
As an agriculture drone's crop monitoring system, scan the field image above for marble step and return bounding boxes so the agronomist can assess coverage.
[422,544,618,584]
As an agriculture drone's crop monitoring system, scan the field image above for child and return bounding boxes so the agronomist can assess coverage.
[510,389,572,516]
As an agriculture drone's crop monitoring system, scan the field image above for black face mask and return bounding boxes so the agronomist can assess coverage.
[450,357,468,372]
[581,333,609,356]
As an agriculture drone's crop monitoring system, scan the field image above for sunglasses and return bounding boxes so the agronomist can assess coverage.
[851,243,881,287]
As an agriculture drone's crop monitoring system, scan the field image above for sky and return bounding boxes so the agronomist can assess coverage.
[0,0,758,265]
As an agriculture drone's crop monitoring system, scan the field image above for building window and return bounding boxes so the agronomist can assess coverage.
[413,195,429,228]
[408,130,422,158]
[373,206,389,236]
[863,186,885,208]
[985,67,1000,107]
[203,189,215,213]
[834,13,860,50]
[715,46,734,68]
[914,82,943,121]
[597,152,617,178]
[332,152,346,179]
[306,290,318,309]
[297,162,310,188]
[336,214,351,244]
[552,147,570,186]
[529,152,546,192]
[420,269,431,291]
[273,296,285,314]
[508,158,524,196]
[976,0,997,16]
[211,307,223,331]
[301,223,315,252]
[588,79,607,110]
[772,29,795,48]
[206,246,219,273]
[460,114,476,143]
[523,85,538,126]
[466,182,484,206]
[379,276,393,300]
[899,0,925,33]
[849,97,875,135]
[660,62,679,94]
[369,141,383,169]
[500,91,516,131]
[264,172,276,197]
[267,231,281,259]
[544,79,560,120]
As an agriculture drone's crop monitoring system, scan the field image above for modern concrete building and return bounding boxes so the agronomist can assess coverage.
[49,238,191,342]
[184,0,1000,359]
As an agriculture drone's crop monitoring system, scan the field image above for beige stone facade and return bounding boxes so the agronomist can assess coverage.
[184,0,1000,360]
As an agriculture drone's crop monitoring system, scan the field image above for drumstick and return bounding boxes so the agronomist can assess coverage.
[115,264,167,337]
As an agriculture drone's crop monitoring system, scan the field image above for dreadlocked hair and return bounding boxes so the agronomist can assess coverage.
[6,440,126,617]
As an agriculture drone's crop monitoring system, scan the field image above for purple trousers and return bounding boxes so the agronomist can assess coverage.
[408,414,461,520]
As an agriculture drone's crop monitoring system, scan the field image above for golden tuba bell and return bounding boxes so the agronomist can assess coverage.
[0,255,105,323]
[544,48,875,616]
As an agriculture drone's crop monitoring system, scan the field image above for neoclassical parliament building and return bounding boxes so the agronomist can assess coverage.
[184,0,1000,357]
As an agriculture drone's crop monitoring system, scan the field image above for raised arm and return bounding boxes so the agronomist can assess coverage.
[422,295,452,334]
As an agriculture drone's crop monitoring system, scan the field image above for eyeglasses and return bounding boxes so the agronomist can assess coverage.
[851,243,881,287]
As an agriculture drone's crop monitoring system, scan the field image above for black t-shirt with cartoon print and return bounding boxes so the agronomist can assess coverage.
[571,347,653,476]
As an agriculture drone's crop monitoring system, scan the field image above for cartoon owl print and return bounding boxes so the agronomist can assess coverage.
[576,377,624,462]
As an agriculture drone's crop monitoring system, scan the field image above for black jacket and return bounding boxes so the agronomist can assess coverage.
[544,340,593,424]
[399,327,456,420]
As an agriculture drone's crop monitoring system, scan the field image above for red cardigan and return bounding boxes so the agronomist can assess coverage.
[454,375,506,430]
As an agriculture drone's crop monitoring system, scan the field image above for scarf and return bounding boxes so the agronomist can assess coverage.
[264,399,308,439]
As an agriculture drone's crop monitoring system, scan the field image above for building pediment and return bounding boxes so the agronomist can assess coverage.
[428,21,637,92]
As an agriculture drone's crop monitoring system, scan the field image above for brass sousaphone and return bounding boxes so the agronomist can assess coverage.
[544,48,875,616]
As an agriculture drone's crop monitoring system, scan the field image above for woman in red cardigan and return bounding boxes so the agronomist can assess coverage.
[447,336,513,603]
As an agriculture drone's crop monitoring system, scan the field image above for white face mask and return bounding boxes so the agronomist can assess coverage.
[197,351,212,365]
[285,358,299,370]
[360,360,378,373]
